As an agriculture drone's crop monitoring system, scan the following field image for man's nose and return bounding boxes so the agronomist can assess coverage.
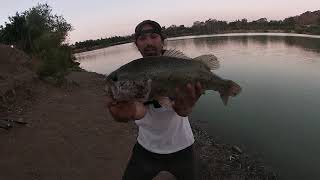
[144,37,154,45]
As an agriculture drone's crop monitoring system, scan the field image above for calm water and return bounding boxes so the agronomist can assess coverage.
[75,33,320,180]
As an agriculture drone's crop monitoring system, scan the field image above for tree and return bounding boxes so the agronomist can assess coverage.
[0,3,72,53]
[0,12,28,49]
[0,3,77,78]
[283,17,296,30]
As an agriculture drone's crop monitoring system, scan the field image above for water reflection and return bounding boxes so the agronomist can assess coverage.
[75,34,320,75]
[75,43,141,74]
[186,35,320,54]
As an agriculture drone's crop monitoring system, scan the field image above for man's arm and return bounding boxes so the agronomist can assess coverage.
[106,97,147,122]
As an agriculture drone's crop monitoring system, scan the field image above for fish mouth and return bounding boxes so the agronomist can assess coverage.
[106,79,153,102]
[105,79,118,100]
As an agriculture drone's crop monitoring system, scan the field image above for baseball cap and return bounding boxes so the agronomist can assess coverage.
[134,20,165,40]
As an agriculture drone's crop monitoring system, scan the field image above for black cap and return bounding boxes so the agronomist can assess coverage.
[134,20,165,40]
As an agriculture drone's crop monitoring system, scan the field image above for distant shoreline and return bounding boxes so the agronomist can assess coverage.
[72,30,320,54]
[72,40,132,54]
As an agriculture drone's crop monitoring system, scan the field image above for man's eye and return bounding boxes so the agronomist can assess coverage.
[150,34,159,39]
[138,36,146,41]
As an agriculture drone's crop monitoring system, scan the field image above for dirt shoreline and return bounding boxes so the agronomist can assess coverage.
[0,65,278,180]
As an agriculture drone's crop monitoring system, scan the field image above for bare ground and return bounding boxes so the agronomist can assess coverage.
[0,72,142,180]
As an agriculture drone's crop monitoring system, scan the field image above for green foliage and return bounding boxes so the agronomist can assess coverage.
[73,15,317,51]
[74,35,132,51]
[0,3,77,79]
[0,12,29,49]
[38,45,73,77]
[305,25,320,34]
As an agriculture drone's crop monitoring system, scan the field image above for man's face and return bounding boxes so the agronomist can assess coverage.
[135,24,163,57]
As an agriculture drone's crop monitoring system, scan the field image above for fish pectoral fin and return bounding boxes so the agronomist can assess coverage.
[193,54,220,70]
[220,94,229,106]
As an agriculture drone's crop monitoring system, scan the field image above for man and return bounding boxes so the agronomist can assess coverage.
[107,20,239,180]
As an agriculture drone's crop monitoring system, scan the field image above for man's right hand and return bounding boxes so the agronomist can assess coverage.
[106,97,147,122]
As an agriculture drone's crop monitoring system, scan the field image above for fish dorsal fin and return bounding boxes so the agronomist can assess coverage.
[163,49,191,59]
[193,54,220,70]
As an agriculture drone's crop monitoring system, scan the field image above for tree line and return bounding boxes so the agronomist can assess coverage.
[73,35,133,52]
[74,15,320,52]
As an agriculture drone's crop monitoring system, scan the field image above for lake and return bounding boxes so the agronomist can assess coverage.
[75,33,320,180]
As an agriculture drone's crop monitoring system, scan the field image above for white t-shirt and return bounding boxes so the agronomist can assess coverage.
[135,104,195,154]
[135,49,195,154]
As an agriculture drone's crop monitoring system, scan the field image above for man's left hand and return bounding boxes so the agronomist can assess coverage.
[172,82,204,117]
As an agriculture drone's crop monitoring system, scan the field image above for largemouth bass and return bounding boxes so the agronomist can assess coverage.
[105,54,241,105]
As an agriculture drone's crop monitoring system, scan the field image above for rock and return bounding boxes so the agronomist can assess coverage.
[0,119,12,130]
[232,145,243,154]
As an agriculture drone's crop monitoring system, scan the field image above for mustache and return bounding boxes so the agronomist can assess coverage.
[143,45,157,51]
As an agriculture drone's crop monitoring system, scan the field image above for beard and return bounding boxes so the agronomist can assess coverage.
[142,45,160,57]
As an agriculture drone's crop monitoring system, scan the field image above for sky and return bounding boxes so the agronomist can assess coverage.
[0,0,319,43]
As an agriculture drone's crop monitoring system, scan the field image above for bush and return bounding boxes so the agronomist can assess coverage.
[0,3,78,80]
[306,25,320,35]
[37,45,77,78]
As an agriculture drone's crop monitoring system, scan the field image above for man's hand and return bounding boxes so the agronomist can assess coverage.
[172,82,204,117]
[106,97,147,122]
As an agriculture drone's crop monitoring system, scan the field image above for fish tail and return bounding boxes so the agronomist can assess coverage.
[206,78,234,106]
[220,94,229,106]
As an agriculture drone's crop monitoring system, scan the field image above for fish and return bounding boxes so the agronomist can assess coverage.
[105,53,241,106]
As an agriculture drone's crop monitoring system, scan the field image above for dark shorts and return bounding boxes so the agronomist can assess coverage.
[122,142,196,180]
